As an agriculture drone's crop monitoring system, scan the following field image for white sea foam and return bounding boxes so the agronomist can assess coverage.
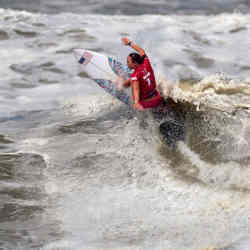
[159,73,250,113]
[62,92,122,117]
[2,9,250,250]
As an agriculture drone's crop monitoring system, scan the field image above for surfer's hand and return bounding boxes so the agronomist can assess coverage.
[134,102,144,110]
[122,37,130,46]
[122,78,131,88]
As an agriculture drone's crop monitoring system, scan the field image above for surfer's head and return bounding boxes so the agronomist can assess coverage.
[127,53,143,69]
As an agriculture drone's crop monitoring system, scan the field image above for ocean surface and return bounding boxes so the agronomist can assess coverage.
[1,1,250,250]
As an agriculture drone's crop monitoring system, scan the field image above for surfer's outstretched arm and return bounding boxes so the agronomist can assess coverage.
[122,37,145,56]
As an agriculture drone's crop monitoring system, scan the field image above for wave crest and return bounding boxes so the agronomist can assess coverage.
[160,73,250,114]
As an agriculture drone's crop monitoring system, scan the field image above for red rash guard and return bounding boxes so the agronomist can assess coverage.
[130,56,162,108]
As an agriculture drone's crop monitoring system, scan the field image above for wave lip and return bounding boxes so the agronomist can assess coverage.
[163,73,250,114]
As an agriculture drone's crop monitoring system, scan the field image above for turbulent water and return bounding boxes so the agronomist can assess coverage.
[1,1,250,250]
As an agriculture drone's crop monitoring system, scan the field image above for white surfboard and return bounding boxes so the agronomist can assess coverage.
[73,49,132,105]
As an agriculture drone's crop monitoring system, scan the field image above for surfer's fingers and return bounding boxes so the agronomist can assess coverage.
[121,37,130,45]
[134,103,144,110]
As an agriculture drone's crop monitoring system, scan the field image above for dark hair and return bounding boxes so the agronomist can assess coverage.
[129,53,145,64]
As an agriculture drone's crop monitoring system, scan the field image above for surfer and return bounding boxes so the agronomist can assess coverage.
[121,37,162,110]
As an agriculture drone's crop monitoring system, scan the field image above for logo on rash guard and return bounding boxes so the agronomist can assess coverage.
[143,72,151,86]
